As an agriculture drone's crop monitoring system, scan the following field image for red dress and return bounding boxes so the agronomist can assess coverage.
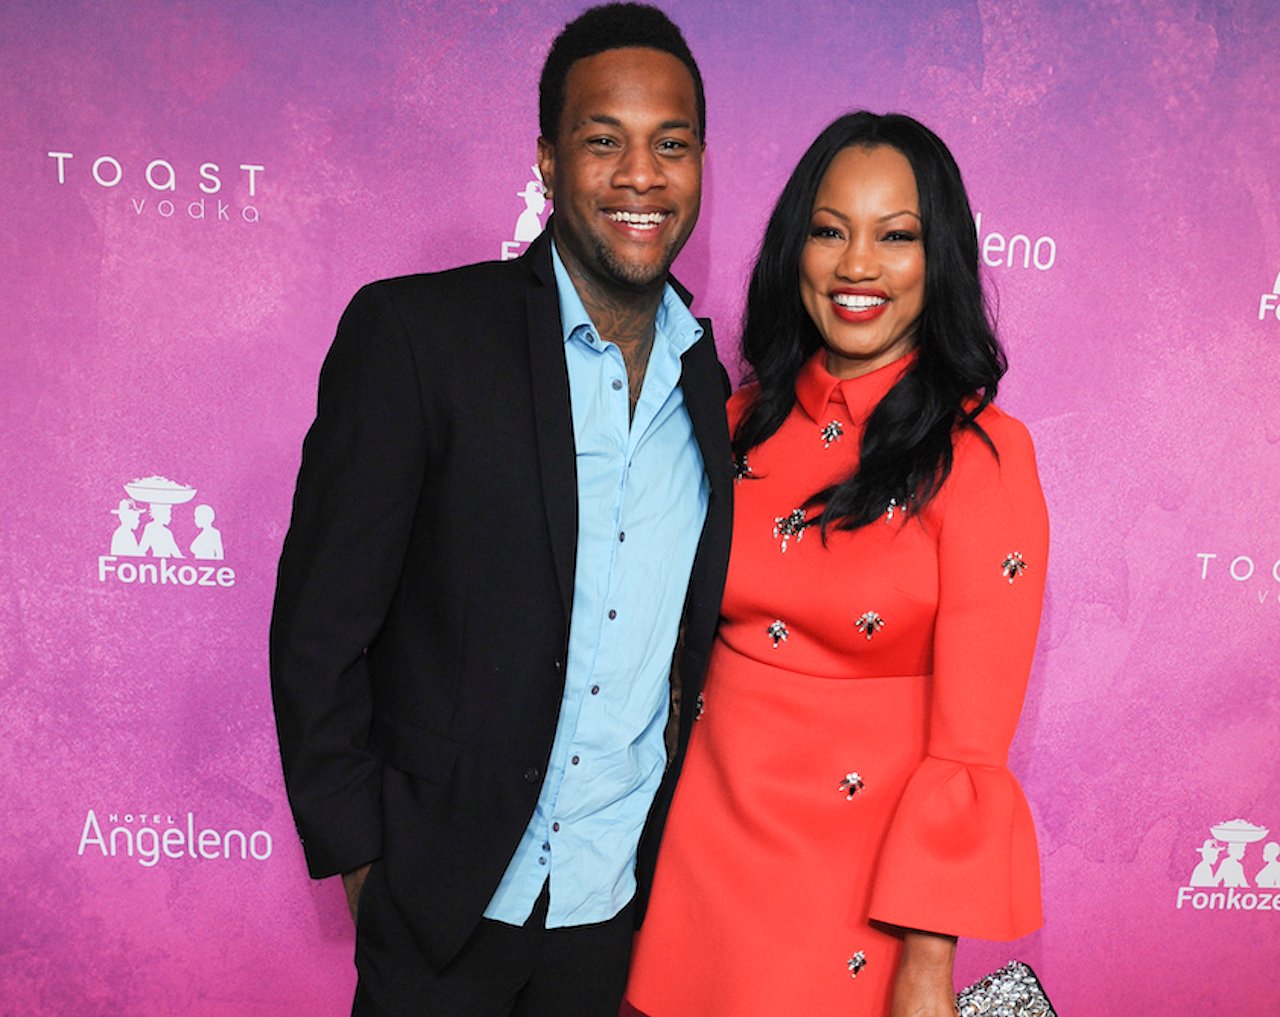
[627,352,1047,1016]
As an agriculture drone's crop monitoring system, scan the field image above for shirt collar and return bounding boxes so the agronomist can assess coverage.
[795,348,917,425]
[550,241,703,355]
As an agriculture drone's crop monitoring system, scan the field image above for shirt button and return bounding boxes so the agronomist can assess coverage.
[608,609,617,620]
[542,841,550,851]
[538,856,547,866]
[591,685,600,695]
[618,531,626,542]
[523,767,540,783]
[552,822,560,832]
[611,378,623,390]
[571,755,580,765]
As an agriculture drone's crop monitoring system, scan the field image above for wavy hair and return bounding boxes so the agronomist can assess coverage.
[733,111,1005,534]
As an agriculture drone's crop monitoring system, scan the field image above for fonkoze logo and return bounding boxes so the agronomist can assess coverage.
[78,809,272,867]
[47,151,264,224]
[99,475,236,587]
[1259,271,1280,321]
[1175,819,1280,912]
[500,165,548,261]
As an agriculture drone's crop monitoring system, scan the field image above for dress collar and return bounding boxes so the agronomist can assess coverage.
[795,349,916,425]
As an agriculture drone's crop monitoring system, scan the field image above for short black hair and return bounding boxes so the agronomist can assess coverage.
[539,3,705,142]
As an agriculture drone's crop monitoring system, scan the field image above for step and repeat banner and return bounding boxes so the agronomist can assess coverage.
[2,1,1278,1013]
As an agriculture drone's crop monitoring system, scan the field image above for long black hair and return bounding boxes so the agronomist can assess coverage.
[734,111,1005,534]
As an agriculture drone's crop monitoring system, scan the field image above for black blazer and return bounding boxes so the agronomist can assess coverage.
[270,229,732,968]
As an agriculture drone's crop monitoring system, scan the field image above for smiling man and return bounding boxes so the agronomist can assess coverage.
[269,4,730,1015]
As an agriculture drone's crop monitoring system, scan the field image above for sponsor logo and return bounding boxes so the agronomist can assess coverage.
[1175,819,1280,912]
[1195,552,1280,605]
[98,475,236,587]
[47,151,264,224]
[77,809,272,867]
[500,165,548,260]
[1259,271,1280,321]
[973,212,1057,272]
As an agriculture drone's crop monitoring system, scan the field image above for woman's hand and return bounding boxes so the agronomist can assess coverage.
[889,928,958,1017]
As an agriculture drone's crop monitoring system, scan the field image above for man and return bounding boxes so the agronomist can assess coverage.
[269,5,730,1014]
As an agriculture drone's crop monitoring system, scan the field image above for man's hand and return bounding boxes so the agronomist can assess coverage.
[341,863,373,924]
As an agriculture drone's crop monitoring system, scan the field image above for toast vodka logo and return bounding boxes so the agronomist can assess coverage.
[1175,819,1280,912]
[77,809,272,867]
[47,151,264,224]
[1259,271,1280,321]
[500,165,548,260]
[98,475,236,587]
[1195,551,1280,606]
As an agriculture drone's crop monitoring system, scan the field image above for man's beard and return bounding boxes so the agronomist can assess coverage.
[586,228,682,292]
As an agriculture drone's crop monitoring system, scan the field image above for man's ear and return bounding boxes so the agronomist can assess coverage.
[536,137,555,202]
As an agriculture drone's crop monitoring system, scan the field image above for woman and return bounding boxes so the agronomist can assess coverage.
[626,112,1047,1016]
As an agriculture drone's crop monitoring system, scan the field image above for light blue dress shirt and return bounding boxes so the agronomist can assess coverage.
[483,244,709,927]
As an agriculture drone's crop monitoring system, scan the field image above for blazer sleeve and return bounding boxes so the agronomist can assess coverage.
[867,410,1048,939]
[270,282,428,879]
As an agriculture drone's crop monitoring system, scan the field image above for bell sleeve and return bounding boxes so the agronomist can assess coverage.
[867,409,1048,940]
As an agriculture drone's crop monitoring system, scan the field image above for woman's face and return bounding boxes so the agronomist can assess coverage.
[799,144,925,380]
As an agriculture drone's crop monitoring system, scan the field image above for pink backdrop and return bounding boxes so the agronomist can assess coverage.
[3,1,1279,1012]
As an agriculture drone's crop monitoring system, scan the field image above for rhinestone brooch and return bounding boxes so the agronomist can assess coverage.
[820,420,845,448]
[847,951,867,978]
[694,692,705,720]
[1002,552,1029,583]
[773,509,807,553]
[854,611,885,640]
[733,452,752,482]
[839,772,865,799]
[767,619,789,647]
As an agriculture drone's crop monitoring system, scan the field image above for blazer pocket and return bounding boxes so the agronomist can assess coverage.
[372,713,460,786]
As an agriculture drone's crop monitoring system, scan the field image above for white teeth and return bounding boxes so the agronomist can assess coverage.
[832,294,888,310]
[609,211,667,227]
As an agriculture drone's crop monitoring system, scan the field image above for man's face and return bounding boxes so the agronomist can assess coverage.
[538,46,703,295]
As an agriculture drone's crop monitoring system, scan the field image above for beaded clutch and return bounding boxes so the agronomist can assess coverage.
[956,961,1057,1017]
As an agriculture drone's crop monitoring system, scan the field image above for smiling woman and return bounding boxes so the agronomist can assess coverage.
[800,145,925,380]
[626,112,1049,1017]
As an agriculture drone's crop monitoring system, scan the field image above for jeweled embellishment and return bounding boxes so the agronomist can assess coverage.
[854,611,884,640]
[1002,551,1028,584]
[733,452,752,482]
[772,509,807,553]
[839,772,865,799]
[885,497,900,522]
[847,951,867,978]
[767,619,789,647]
[956,960,1057,1017]
[694,692,705,720]
[820,419,844,448]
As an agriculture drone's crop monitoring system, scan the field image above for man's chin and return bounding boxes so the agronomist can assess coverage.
[598,250,680,292]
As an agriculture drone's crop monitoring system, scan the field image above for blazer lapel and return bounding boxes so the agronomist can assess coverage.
[523,233,578,619]
[681,318,733,502]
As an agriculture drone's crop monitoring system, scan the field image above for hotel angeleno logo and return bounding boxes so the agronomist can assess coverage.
[972,212,1057,272]
[47,151,264,224]
[98,475,236,588]
[1175,819,1280,913]
[78,809,272,868]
